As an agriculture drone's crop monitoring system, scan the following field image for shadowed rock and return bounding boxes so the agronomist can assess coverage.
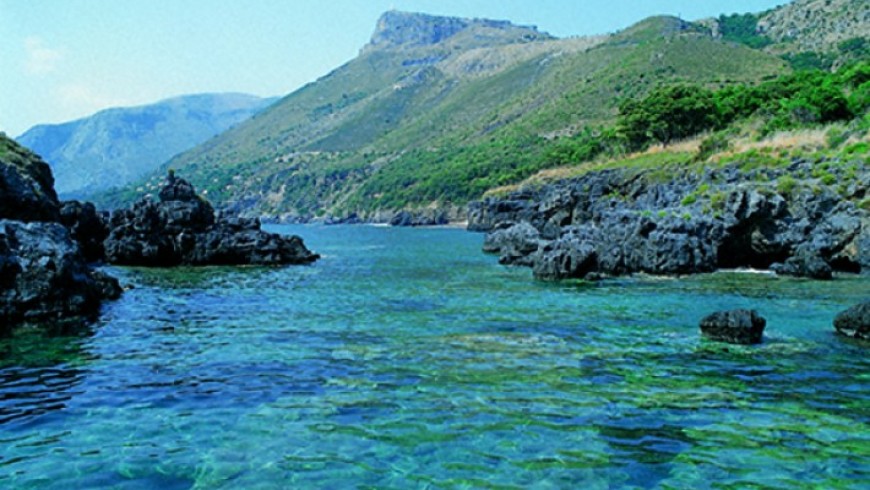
[699,309,767,345]
[0,136,60,222]
[0,220,120,335]
[104,173,319,266]
[833,301,870,340]
[59,200,109,263]
[1,135,120,335]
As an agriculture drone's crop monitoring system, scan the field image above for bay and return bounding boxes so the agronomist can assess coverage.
[1,225,868,488]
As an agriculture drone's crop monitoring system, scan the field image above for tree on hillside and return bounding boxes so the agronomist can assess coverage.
[618,84,718,149]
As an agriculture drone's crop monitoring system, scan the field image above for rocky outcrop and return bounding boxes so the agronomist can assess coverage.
[366,11,549,51]
[470,158,868,280]
[59,200,109,263]
[0,135,60,222]
[833,301,870,340]
[0,220,120,336]
[483,221,544,267]
[0,135,120,335]
[104,173,319,266]
[699,309,767,345]
[390,209,449,227]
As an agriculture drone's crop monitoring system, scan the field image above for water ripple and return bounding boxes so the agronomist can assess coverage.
[1,226,868,488]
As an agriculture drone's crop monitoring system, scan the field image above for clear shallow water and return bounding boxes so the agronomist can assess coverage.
[1,225,868,489]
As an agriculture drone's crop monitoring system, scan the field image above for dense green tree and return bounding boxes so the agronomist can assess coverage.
[618,84,718,148]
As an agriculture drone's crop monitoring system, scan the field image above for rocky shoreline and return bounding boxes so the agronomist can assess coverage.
[259,206,467,228]
[2,135,320,335]
[468,157,869,281]
[1,135,121,335]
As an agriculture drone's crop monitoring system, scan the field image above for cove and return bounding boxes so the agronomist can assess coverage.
[1,225,868,488]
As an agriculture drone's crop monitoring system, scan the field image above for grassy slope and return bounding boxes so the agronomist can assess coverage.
[99,17,788,218]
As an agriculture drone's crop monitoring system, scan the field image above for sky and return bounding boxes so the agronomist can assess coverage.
[0,0,788,137]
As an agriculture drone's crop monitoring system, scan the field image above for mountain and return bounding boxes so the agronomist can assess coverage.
[17,93,277,198]
[701,0,869,69]
[100,11,789,220]
[758,0,868,54]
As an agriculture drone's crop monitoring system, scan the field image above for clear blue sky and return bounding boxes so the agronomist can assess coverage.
[0,0,787,136]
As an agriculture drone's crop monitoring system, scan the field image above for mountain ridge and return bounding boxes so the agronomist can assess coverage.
[18,92,277,198]
[364,10,552,52]
[96,4,851,220]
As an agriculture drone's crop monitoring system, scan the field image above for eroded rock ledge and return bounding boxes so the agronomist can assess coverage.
[469,158,868,280]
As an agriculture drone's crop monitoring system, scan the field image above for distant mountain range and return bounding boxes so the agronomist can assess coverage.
[84,0,868,219]
[17,93,276,198]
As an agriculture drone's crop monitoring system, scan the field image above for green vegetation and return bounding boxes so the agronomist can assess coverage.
[619,62,869,150]
[619,84,717,148]
[98,5,870,219]
[776,175,798,196]
[718,13,771,49]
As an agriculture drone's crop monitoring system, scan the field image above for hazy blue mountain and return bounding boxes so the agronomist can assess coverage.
[17,93,277,198]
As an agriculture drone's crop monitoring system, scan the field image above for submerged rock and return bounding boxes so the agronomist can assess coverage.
[833,301,870,340]
[104,173,319,266]
[699,309,767,345]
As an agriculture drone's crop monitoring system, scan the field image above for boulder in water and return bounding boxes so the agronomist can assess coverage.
[699,309,767,345]
[833,301,870,340]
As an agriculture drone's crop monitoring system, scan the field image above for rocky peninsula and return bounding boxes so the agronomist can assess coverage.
[470,157,869,281]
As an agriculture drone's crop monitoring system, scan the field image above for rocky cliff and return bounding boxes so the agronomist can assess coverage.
[0,135,120,335]
[470,157,869,281]
[758,0,869,54]
[365,10,550,51]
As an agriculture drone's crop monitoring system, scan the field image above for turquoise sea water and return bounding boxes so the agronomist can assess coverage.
[1,225,868,489]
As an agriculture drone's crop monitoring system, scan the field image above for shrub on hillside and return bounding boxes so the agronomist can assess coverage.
[618,84,718,149]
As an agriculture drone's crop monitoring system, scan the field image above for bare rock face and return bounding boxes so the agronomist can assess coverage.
[365,11,550,51]
[0,135,60,222]
[470,159,868,281]
[0,220,120,335]
[699,309,767,345]
[833,301,870,340]
[104,173,319,267]
[0,135,120,335]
